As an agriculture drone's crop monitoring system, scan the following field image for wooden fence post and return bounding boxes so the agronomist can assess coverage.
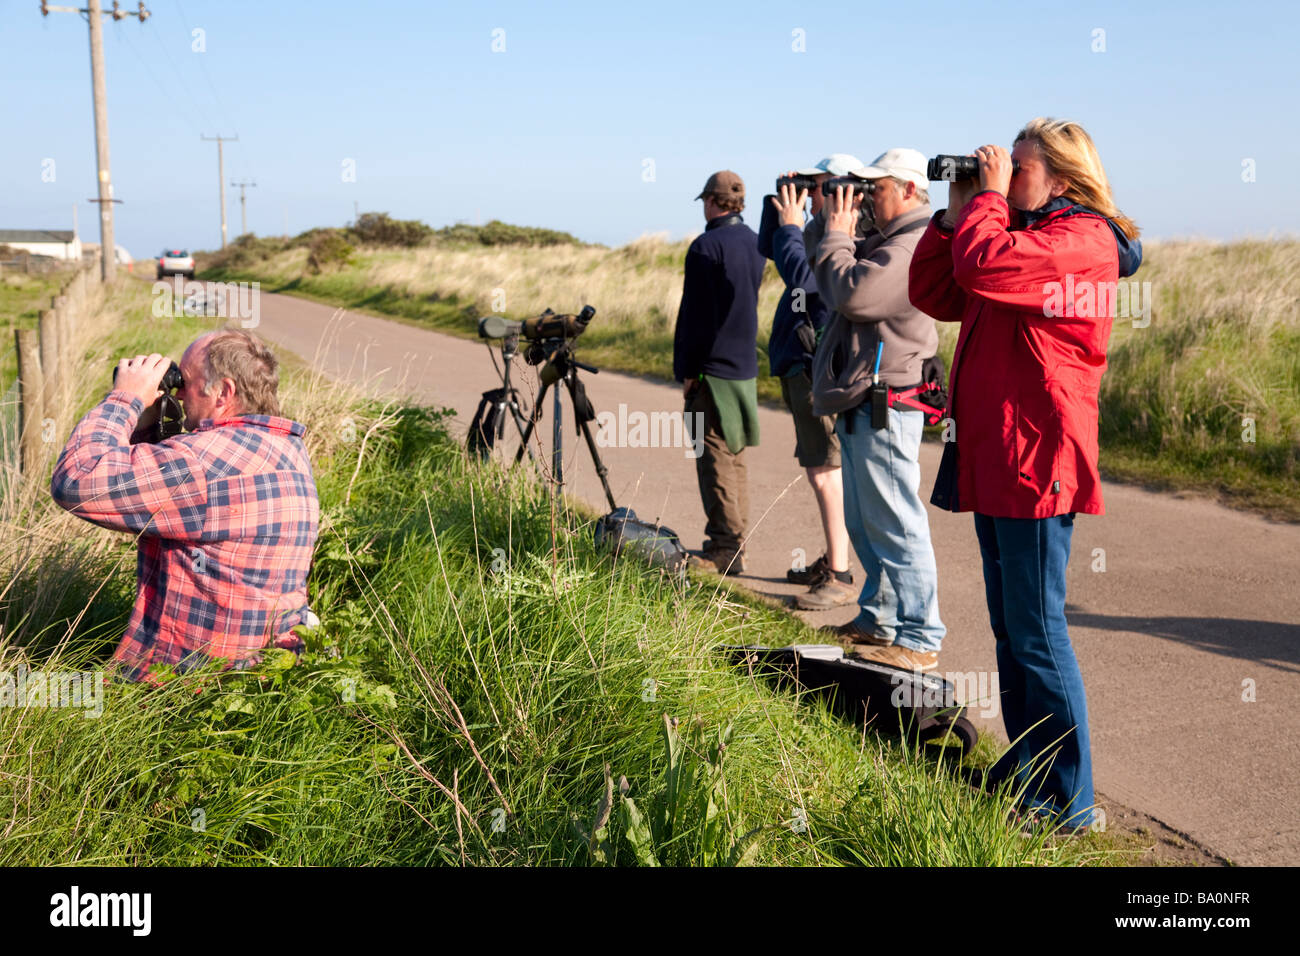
[39,308,63,417]
[15,329,45,476]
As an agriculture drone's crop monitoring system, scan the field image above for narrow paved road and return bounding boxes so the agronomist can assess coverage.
[249,290,1299,865]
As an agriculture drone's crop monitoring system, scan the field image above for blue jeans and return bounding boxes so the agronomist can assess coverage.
[974,512,1094,828]
[835,406,944,653]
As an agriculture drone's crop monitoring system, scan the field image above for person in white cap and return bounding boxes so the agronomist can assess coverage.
[757,155,863,611]
[807,148,948,672]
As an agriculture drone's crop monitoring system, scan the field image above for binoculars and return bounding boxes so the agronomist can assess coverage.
[113,359,184,391]
[927,154,1021,182]
[775,174,820,194]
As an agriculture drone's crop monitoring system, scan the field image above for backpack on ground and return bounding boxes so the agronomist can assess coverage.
[594,507,688,573]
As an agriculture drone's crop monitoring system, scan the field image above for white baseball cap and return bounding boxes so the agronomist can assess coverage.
[793,153,865,177]
[851,148,928,189]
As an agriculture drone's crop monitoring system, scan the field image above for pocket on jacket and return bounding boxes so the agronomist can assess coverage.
[1014,385,1064,495]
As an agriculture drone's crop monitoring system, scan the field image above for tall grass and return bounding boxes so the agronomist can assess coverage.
[1098,239,1300,514]
[0,279,1122,866]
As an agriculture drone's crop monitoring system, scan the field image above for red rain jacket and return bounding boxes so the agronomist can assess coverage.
[909,191,1131,519]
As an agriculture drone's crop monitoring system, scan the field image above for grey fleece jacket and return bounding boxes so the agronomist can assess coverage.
[807,205,938,414]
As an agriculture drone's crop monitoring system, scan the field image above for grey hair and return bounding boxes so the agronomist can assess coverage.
[887,176,930,205]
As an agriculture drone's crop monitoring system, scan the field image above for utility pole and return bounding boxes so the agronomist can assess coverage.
[231,180,257,237]
[42,1,151,282]
[201,134,238,247]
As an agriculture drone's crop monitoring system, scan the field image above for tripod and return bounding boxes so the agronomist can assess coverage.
[513,339,617,512]
[478,331,536,463]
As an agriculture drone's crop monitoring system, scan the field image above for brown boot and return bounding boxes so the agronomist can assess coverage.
[786,554,829,586]
[795,572,856,611]
[851,643,939,673]
[687,547,746,576]
[820,619,892,647]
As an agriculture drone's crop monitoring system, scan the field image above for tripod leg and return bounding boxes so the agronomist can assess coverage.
[506,390,535,462]
[578,416,618,512]
[515,380,550,465]
[552,379,563,494]
[566,373,618,512]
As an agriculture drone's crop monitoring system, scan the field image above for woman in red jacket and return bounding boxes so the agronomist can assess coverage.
[909,118,1141,832]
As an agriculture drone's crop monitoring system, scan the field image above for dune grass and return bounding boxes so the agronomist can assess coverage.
[0,277,1131,866]
[1096,239,1300,516]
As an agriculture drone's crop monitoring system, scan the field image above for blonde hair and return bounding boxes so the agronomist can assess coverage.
[198,329,281,417]
[1014,117,1139,239]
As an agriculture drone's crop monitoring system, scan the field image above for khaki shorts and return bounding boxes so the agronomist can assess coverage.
[779,369,840,468]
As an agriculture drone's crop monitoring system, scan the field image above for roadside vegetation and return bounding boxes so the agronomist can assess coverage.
[0,277,1136,866]
[200,217,1300,520]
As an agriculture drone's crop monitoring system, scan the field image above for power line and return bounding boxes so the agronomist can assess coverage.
[173,0,251,175]
[140,9,218,135]
[171,0,256,188]
[113,19,197,143]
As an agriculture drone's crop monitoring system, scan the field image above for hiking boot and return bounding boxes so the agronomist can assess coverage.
[687,547,746,576]
[786,554,829,586]
[795,572,856,611]
[1011,807,1093,841]
[821,619,893,647]
[851,643,939,673]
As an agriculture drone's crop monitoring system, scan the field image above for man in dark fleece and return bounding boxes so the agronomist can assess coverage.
[673,170,765,575]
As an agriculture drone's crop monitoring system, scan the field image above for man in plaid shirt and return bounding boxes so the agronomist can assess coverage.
[51,329,320,683]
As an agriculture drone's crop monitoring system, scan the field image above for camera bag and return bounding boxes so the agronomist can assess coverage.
[594,507,688,573]
[723,643,978,757]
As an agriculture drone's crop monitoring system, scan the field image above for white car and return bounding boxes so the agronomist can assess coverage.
[157,248,195,280]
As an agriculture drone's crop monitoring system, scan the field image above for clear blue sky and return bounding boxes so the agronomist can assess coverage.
[3,0,1297,256]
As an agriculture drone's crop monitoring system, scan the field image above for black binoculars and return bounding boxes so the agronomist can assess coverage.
[820,176,876,198]
[113,359,184,391]
[927,154,1021,182]
[775,174,820,194]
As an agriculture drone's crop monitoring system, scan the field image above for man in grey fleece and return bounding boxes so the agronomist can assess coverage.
[807,148,947,672]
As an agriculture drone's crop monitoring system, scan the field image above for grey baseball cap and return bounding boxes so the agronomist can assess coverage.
[793,154,866,177]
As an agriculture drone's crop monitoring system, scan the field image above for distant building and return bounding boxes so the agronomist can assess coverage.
[0,229,82,261]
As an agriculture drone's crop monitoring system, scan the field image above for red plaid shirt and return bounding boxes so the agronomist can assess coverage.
[51,389,320,682]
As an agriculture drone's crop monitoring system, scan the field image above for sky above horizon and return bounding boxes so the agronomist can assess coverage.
[2,0,1298,257]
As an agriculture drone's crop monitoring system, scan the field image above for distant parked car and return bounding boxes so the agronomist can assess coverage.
[157,248,195,280]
